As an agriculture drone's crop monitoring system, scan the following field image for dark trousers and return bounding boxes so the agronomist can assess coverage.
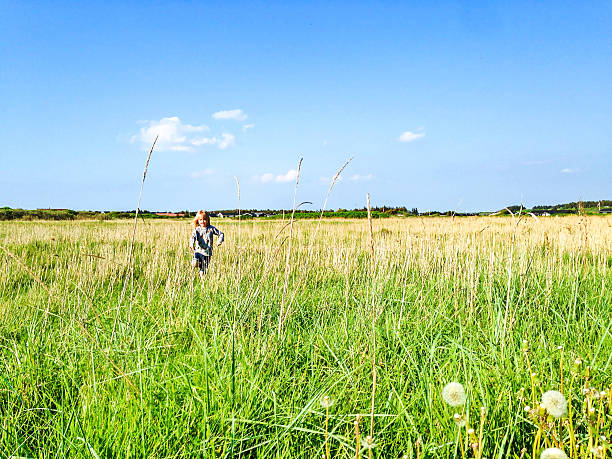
[194,252,211,273]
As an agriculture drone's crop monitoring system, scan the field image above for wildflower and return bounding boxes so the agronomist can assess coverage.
[467,428,475,435]
[524,405,531,412]
[453,413,466,427]
[541,390,568,419]
[320,395,333,409]
[361,435,376,450]
[540,447,568,459]
[442,382,466,407]
[590,446,604,458]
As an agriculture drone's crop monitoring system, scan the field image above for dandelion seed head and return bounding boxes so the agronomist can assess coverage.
[361,435,376,450]
[453,413,466,427]
[541,390,568,419]
[320,395,333,409]
[540,447,568,459]
[442,382,466,407]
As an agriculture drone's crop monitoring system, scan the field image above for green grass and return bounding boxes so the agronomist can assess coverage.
[0,218,610,458]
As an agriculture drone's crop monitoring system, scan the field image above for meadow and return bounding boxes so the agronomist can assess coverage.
[0,216,610,458]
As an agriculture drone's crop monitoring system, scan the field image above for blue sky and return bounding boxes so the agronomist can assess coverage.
[1,1,610,212]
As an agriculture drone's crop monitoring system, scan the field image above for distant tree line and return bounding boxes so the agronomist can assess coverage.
[1,200,610,221]
[509,200,612,215]
[0,208,185,221]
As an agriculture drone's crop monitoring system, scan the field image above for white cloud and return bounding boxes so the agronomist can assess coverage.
[276,169,298,182]
[242,123,255,132]
[560,168,578,174]
[189,133,235,149]
[131,117,239,153]
[259,173,275,183]
[218,133,235,149]
[190,168,215,179]
[256,169,299,183]
[319,175,343,184]
[132,116,210,152]
[398,130,425,143]
[131,116,238,152]
[349,173,373,181]
[212,109,247,121]
[191,137,217,147]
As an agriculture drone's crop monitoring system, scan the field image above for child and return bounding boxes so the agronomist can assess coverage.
[189,210,224,280]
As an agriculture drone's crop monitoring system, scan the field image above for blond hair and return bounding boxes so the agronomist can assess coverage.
[192,210,210,228]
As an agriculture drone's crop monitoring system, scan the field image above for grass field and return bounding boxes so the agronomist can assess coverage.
[1,216,610,458]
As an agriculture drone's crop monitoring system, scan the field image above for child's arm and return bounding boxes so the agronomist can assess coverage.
[212,226,224,246]
[189,230,196,251]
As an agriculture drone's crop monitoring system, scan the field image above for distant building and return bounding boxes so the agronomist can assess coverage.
[156,212,186,217]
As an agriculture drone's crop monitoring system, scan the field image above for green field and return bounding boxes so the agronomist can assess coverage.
[1,217,610,458]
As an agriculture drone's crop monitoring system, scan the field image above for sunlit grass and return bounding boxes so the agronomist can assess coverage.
[0,216,610,457]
